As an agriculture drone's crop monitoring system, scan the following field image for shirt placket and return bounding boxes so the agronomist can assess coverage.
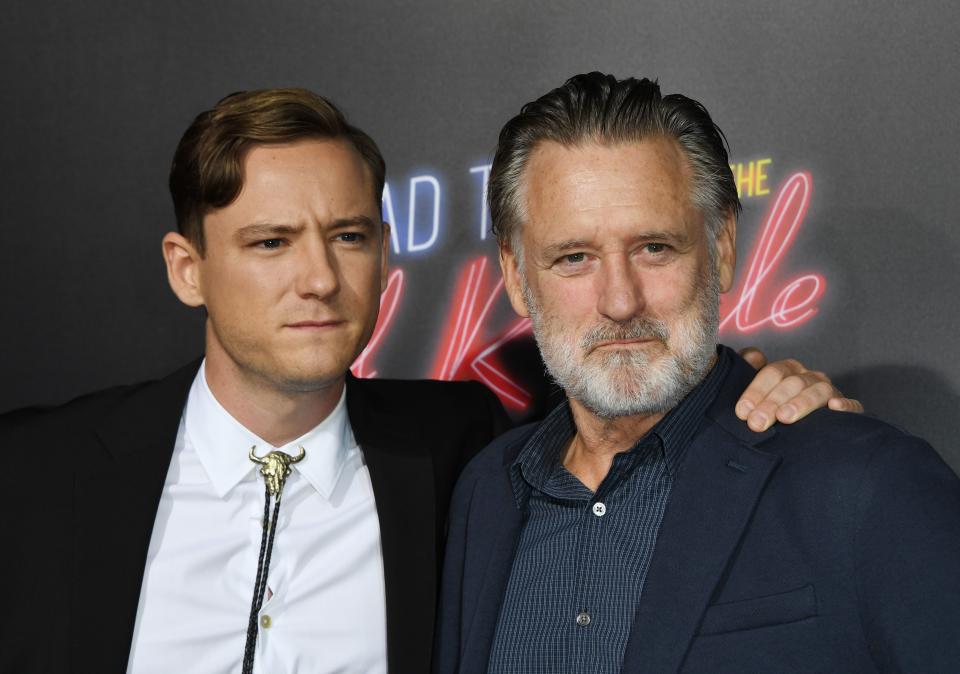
[248,479,296,674]
[565,460,623,674]
[568,442,656,674]
[569,492,610,674]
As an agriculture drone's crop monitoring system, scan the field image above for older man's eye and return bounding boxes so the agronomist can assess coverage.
[645,243,668,254]
[562,252,586,264]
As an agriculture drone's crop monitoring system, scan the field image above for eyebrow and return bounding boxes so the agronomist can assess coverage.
[541,239,592,259]
[540,231,690,258]
[234,216,380,241]
[632,230,691,246]
[234,223,304,241]
[328,215,379,230]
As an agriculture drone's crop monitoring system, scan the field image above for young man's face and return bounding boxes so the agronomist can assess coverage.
[500,137,736,417]
[191,139,387,392]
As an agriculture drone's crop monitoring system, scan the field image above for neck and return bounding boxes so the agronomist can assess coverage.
[563,400,663,492]
[203,349,344,448]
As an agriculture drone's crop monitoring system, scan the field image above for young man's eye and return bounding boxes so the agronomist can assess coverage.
[257,238,284,249]
[336,232,365,243]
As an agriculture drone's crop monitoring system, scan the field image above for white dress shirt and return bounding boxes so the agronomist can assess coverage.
[126,362,387,673]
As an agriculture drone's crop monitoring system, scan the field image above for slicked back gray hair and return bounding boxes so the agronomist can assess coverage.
[488,72,741,254]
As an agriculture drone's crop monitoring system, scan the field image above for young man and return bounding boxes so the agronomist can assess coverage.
[0,88,855,673]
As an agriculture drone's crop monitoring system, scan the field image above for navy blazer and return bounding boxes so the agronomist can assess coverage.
[435,352,960,673]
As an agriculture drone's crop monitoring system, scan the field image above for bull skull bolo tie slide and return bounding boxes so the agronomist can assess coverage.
[241,445,305,674]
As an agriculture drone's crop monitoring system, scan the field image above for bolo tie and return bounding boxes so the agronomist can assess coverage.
[241,445,306,674]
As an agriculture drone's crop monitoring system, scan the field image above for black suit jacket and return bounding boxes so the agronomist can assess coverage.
[0,361,509,673]
[435,351,960,673]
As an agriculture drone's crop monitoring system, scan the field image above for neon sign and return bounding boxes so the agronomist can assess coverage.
[720,171,826,332]
[381,175,442,254]
[362,164,828,410]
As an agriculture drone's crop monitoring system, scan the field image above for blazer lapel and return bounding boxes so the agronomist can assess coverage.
[347,376,438,674]
[76,360,200,671]
[622,358,782,673]
[459,442,527,674]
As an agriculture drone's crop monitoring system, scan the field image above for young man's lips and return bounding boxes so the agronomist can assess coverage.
[285,320,344,329]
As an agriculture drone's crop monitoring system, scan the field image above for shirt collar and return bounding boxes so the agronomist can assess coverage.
[654,345,732,475]
[510,345,733,506]
[184,361,357,500]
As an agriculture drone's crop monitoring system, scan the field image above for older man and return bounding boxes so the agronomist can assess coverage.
[435,73,960,674]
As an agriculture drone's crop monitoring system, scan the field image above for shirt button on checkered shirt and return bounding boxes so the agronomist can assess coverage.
[487,347,732,674]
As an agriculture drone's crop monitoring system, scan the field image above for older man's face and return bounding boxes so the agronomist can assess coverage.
[500,138,736,418]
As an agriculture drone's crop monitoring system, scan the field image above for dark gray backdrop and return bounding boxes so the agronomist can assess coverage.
[2,0,958,471]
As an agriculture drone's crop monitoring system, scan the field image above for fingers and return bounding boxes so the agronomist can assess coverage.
[738,346,768,370]
[828,397,865,413]
[736,356,865,433]
[749,373,833,432]
[735,358,806,422]
[770,378,837,424]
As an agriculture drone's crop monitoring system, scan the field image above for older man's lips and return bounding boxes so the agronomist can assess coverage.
[594,338,656,348]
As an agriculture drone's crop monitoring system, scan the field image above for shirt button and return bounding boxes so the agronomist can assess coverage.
[576,611,591,627]
[592,502,607,517]
[260,615,272,629]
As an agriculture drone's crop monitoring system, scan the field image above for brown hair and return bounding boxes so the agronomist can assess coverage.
[169,88,385,253]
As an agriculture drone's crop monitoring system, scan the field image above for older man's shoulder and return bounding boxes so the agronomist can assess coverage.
[766,407,932,462]
[754,407,957,501]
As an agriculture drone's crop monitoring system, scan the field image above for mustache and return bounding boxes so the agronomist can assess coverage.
[580,317,670,352]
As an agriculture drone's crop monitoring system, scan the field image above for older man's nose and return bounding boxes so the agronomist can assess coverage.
[596,256,644,322]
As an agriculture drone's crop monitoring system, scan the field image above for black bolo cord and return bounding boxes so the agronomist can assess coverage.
[241,484,283,674]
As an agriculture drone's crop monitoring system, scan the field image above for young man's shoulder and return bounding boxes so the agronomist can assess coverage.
[349,376,510,438]
[0,381,147,436]
[454,422,538,490]
[351,376,498,405]
[0,360,199,446]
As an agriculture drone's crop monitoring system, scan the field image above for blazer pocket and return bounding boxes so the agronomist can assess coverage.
[697,584,817,636]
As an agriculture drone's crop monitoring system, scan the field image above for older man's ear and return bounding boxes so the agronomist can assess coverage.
[715,211,737,293]
[499,242,531,318]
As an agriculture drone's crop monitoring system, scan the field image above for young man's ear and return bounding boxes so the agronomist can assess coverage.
[380,222,391,293]
[498,241,531,318]
[162,232,205,307]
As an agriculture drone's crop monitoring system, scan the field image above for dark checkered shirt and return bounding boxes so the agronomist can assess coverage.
[487,347,732,674]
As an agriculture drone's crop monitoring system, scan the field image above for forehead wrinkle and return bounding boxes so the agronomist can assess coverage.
[529,135,693,197]
[328,215,378,229]
[529,139,699,232]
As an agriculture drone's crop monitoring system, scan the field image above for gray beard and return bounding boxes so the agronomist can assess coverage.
[524,266,720,419]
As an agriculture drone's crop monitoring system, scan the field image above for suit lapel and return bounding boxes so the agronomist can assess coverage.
[75,361,200,671]
[622,357,782,673]
[459,437,528,674]
[457,427,533,674]
[347,376,438,674]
